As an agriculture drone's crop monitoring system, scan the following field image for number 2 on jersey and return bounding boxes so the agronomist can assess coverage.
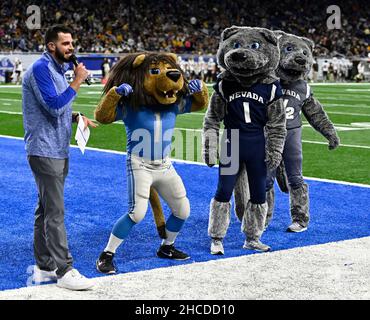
[284,99,294,120]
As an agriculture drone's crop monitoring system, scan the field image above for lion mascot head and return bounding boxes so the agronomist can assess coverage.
[103,52,188,110]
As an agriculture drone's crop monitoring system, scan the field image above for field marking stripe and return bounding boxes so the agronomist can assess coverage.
[303,176,370,188]
[302,139,370,149]
[326,112,370,117]
[1,134,369,188]
[0,110,22,115]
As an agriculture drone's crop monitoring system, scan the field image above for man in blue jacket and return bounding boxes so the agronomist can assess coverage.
[22,25,97,291]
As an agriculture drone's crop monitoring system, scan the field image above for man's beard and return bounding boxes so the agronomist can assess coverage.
[55,46,72,63]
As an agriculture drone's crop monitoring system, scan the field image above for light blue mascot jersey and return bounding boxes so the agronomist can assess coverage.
[115,96,192,160]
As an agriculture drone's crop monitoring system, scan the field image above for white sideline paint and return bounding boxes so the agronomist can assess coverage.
[1,134,369,188]
[0,237,369,299]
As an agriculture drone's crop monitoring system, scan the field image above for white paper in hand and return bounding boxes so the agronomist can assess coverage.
[75,114,90,154]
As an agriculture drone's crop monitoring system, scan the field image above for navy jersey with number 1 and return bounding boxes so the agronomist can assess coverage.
[214,78,283,133]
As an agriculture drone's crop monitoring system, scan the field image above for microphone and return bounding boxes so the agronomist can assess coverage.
[70,54,91,86]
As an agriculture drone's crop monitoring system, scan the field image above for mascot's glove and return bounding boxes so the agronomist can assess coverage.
[202,129,219,167]
[188,79,202,94]
[328,134,340,150]
[115,83,133,96]
[204,147,218,168]
[266,150,283,171]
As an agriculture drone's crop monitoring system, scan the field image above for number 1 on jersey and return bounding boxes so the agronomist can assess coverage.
[243,102,251,123]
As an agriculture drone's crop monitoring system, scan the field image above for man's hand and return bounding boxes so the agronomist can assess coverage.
[74,63,89,83]
[188,79,202,94]
[77,115,98,130]
[116,83,133,96]
[70,63,89,92]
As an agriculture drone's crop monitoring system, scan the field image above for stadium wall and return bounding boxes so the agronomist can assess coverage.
[1,52,368,83]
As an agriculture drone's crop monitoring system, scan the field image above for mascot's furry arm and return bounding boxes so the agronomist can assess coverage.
[94,86,121,124]
[94,87,122,124]
[265,99,287,170]
[302,97,340,150]
[94,86,167,238]
[202,92,225,167]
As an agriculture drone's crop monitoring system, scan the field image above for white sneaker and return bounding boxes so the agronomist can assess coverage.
[210,239,224,255]
[287,222,307,233]
[243,239,271,252]
[33,265,58,284]
[56,269,95,291]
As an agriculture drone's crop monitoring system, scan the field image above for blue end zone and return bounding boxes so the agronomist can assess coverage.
[0,137,369,290]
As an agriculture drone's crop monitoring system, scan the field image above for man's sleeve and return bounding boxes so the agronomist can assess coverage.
[30,61,76,118]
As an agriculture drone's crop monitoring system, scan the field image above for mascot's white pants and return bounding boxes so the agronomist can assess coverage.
[127,154,190,223]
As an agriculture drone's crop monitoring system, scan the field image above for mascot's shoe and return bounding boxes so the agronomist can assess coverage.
[287,222,307,233]
[157,244,190,260]
[96,251,117,274]
[243,239,271,252]
[210,238,224,255]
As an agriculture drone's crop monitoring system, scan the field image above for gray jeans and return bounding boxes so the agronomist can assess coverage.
[28,156,73,277]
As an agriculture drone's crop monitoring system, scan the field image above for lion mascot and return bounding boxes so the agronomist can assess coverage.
[94,52,209,274]
[234,31,340,233]
[202,26,287,255]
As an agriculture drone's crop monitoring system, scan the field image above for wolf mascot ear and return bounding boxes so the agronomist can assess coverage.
[301,37,315,51]
[259,29,278,46]
[221,26,241,41]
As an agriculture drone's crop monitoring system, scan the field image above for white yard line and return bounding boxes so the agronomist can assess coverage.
[324,104,370,109]
[1,134,369,188]
[310,82,370,86]
[302,139,370,150]
[326,111,370,117]
[0,110,22,115]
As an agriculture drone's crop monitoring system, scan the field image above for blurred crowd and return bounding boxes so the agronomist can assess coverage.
[1,0,369,57]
